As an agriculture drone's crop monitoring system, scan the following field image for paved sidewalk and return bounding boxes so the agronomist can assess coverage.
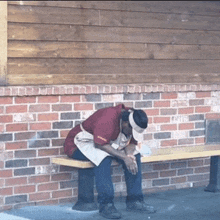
[1,187,220,220]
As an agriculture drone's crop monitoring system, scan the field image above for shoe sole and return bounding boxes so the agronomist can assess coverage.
[126,208,156,214]
[99,212,122,219]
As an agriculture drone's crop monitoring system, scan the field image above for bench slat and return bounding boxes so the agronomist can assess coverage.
[52,145,220,168]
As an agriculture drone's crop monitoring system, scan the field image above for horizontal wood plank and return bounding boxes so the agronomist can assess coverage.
[7,73,220,85]
[8,1,220,17]
[99,10,220,31]
[8,58,220,75]
[8,4,220,30]
[8,5,99,26]
[52,144,220,168]
[8,23,220,45]
[8,41,220,60]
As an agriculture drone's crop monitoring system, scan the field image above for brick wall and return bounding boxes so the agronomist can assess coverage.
[1,84,220,211]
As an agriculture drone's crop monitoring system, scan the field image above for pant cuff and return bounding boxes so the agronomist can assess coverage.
[126,195,144,203]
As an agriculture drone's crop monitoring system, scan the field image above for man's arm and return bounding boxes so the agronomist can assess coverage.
[96,144,138,175]
[123,144,137,156]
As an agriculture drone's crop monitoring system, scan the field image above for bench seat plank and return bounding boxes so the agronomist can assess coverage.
[52,145,220,168]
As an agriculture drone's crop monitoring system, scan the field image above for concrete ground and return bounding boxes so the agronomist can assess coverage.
[1,187,220,220]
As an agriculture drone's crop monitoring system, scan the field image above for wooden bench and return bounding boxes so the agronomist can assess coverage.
[52,144,220,211]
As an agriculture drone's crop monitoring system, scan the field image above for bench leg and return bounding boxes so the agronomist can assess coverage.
[205,156,220,192]
[72,168,98,211]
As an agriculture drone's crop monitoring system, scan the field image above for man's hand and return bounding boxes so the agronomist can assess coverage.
[96,143,138,175]
[124,144,136,156]
[124,155,138,175]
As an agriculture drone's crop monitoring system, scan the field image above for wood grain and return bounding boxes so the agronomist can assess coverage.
[8,23,220,45]
[8,58,220,75]
[8,1,220,17]
[8,4,220,30]
[51,144,220,168]
[7,72,220,85]
[8,41,220,60]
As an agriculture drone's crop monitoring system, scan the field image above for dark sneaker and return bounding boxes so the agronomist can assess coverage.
[99,203,122,219]
[126,201,156,214]
[72,201,98,211]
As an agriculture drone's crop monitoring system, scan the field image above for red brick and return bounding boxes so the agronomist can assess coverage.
[51,173,72,182]
[29,192,50,201]
[0,179,4,188]
[0,97,13,104]
[0,125,3,132]
[161,93,177,99]
[6,105,27,113]
[189,99,204,106]
[153,117,170,124]
[0,187,13,196]
[38,182,59,192]
[38,96,59,103]
[160,170,176,177]
[178,107,194,114]
[160,108,177,115]
[153,163,170,170]
[196,92,211,98]
[5,141,27,150]
[60,130,69,138]
[15,97,36,104]
[171,161,187,169]
[145,109,159,116]
[28,175,50,184]
[0,106,4,114]
[194,166,210,174]
[178,138,194,145]
[0,161,4,168]
[61,95,80,103]
[29,158,50,166]
[0,170,13,178]
[14,185,36,194]
[195,137,205,144]
[179,123,194,130]
[6,123,28,132]
[154,101,170,107]
[38,113,58,121]
[143,133,153,140]
[195,106,211,113]
[171,176,186,184]
[29,104,50,112]
[74,103,93,111]
[38,148,59,157]
[206,113,220,119]
[5,177,27,186]
[187,174,209,182]
[204,158,211,166]
[161,139,177,147]
[52,104,72,112]
[15,132,36,141]
[188,160,203,167]
[0,115,13,123]
[161,124,177,131]
[29,122,51,130]
[52,189,72,199]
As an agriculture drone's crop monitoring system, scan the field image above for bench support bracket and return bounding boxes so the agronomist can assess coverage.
[205,156,220,192]
[72,168,98,211]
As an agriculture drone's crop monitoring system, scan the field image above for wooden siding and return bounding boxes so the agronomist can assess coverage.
[7,1,220,85]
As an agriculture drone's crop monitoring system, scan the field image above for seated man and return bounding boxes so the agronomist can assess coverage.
[64,104,156,219]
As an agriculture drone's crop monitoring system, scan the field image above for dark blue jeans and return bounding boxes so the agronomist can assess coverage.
[72,149,144,205]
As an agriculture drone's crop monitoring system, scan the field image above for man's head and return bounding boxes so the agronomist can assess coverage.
[121,109,148,139]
